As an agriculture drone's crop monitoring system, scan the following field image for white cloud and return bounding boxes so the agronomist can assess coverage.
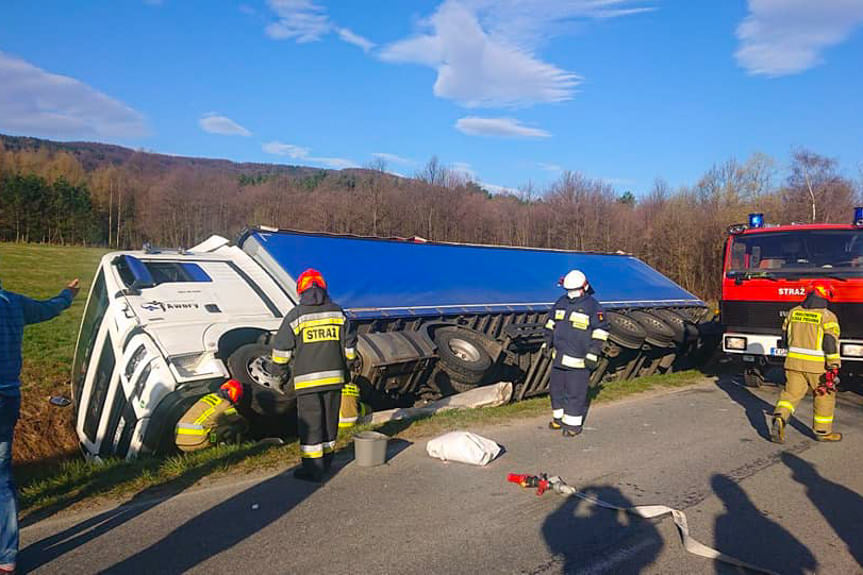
[337,27,375,53]
[0,51,147,140]
[199,113,251,137]
[456,116,550,138]
[451,161,476,179]
[736,0,863,76]
[262,140,358,169]
[371,152,415,166]
[262,141,311,158]
[480,181,518,195]
[379,0,649,107]
[264,0,375,51]
[265,0,330,42]
[537,162,562,172]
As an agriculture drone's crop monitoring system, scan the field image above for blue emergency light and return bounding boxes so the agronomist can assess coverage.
[748,213,764,229]
[854,207,863,226]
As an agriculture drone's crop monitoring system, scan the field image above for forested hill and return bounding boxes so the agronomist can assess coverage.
[0,133,858,300]
[0,133,343,180]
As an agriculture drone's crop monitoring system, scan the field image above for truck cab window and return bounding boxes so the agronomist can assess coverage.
[72,270,108,404]
[116,260,212,288]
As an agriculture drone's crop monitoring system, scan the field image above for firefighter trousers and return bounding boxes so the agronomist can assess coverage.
[297,390,341,473]
[549,367,589,431]
[774,370,835,434]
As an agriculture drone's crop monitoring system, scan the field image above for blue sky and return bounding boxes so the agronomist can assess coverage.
[1,0,861,195]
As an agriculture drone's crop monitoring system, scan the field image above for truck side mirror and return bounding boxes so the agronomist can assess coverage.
[114,255,156,295]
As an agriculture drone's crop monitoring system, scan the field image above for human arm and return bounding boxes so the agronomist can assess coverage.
[586,303,610,369]
[342,314,359,370]
[822,314,841,370]
[20,279,79,325]
[271,310,297,367]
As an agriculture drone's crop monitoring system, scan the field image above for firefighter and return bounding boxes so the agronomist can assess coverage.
[175,379,247,452]
[271,269,356,482]
[543,270,610,437]
[771,281,842,444]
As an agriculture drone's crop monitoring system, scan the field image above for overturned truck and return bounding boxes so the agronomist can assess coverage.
[71,228,718,460]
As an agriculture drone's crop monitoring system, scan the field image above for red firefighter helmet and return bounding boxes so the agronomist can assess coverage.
[296,268,327,294]
[220,379,244,403]
[808,280,835,301]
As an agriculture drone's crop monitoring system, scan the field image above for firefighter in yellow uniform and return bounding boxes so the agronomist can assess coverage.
[771,281,842,444]
[175,380,247,452]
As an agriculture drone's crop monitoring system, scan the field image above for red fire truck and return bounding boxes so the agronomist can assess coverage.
[721,210,863,387]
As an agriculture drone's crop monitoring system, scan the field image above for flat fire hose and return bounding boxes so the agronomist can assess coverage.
[511,474,779,575]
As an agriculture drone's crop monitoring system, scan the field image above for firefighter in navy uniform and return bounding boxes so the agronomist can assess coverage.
[771,281,843,444]
[543,270,610,437]
[271,269,357,482]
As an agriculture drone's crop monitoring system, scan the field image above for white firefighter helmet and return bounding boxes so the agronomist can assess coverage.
[562,269,588,291]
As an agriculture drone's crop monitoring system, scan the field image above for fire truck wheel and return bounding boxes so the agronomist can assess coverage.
[434,329,492,385]
[743,368,765,388]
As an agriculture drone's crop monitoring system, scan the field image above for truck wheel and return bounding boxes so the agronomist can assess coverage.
[434,329,492,385]
[607,312,647,350]
[629,311,676,348]
[651,309,688,346]
[227,343,296,416]
[743,368,764,388]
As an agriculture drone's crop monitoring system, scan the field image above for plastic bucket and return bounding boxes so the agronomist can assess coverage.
[354,431,389,467]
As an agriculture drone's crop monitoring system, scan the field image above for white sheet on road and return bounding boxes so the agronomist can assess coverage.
[426,431,502,466]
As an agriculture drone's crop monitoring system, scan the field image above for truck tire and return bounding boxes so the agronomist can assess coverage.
[434,329,492,385]
[651,308,689,346]
[629,311,676,348]
[607,311,647,350]
[430,366,479,395]
[227,343,296,416]
[743,368,765,388]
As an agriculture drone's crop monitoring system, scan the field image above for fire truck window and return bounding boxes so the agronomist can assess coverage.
[730,242,746,269]
[750,246,761,268]
[731,230,863,272]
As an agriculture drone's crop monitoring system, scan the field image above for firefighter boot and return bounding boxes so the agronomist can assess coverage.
[562,427,583,438]
[770,416,785,444]
[815,431,843,442]
[548,419,562,430]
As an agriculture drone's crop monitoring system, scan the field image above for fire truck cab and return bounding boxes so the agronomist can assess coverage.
[721,210,863,386]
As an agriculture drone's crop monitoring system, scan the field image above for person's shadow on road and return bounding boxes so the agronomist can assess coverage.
[782,452,863,566]
[711,474,816,574]
[20,441,356,573]
[541,485,663,574]
[715,375,816,441]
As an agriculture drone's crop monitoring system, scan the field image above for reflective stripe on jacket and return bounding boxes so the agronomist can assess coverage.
[271,292,357,395]
[783,305,841,373]
[543,293,609,370]
[175,392,246,451]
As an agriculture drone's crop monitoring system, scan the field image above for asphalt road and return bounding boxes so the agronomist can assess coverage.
[19,376,863,574]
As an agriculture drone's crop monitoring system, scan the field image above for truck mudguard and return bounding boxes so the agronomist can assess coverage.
[239,229,704,318]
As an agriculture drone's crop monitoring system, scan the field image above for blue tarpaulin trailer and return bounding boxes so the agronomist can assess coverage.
[238,229,714,406]
[239,229,704,315]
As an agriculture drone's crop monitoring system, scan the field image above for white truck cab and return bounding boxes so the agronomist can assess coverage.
[72,237,294,460]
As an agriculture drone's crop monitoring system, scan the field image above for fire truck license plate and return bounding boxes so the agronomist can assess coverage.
[770,348,787,357]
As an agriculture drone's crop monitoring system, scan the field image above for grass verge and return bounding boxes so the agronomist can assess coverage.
[0,242,109,464]
[20,369,706,520]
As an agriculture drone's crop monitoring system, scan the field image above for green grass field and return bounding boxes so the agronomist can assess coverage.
[0,242,109,463]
